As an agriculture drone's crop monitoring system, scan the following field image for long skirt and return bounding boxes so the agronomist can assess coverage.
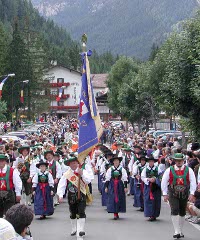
[107,179,126,213]
[133,180,144,208]
[101,182,108,206]
[143,183,161,218]
[129,177,135,195]
[34,183,54,216]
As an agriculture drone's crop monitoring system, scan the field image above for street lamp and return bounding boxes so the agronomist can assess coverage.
[11,80,29,122]
[0,73,15,78]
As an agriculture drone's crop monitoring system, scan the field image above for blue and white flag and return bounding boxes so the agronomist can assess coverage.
[56,87,63,102]
[0,76,9,99]
[78,50,103,164]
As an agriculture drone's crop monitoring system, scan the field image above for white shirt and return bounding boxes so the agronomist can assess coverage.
[105,166,128,182]
[57,167,91,198]
[132,163,147,177]
[141,165,162,185]
[32,170,54,188]
[48,160,62,179]
[0,165,22,196]
[161,165,197,195]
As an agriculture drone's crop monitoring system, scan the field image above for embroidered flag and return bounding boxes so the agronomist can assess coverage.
[78,50,103,164]
[56,87,63,102]
[0,76,9,99]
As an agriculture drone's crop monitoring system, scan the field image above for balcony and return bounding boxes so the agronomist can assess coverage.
[51,106,79,110]
[50,82,70,88]
[50,94,70,100]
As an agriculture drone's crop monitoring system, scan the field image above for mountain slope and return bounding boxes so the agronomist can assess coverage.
[32,0,199,59]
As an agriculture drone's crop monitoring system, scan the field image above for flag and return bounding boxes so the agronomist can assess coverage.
[78,50,103,164]
[56,87,63,102]
[20,89,24,103]
[0,76,9,99]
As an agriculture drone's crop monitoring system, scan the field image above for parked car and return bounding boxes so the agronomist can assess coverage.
[7,131,28,140]
[153,130,181,138]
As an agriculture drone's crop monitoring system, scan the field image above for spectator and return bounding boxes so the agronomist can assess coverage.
[186,185,200,224]
[0,218,16,240]
[6,204,34,240]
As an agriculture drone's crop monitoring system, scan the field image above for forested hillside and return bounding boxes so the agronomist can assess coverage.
[32,0,199,59]
[0,0,116,120]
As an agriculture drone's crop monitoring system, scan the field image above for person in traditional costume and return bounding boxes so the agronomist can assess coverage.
[13,145,36,206]
[32,160,54,219]
[122,148,135,195]
[113,142,124,157]
[161,153,196,238]
[141,156,162,221]
[0,154,22,217]
[44,150,62,206]
[57,156,91,238]
[100,152,113,207]
[132,155,147,211]
[105,155,128,220]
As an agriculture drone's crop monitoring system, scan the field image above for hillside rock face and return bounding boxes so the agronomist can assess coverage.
[31,0,199,59]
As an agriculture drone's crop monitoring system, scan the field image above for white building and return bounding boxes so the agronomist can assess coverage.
[44,65,110,119]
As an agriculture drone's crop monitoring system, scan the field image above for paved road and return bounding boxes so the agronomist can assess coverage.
[31,177,200,240]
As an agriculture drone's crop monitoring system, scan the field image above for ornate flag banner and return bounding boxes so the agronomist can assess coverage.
[78,50,103,164]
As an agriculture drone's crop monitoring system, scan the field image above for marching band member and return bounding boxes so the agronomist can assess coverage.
[57,156,91,238]
[161,153,196,238]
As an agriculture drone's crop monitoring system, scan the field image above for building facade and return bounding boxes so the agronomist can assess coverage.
[45,65,110,120]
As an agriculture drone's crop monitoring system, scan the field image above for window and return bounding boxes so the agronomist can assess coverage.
[58,101,64,106]
[57,78,64,83]
[51,90,57,95]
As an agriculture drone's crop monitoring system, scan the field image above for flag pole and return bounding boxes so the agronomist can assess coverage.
[77,34,88,200]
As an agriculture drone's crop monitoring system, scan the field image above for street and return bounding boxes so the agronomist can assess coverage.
[31,177,200,240]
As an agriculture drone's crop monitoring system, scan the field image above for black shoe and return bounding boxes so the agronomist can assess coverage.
[79,231,85,237]
[71,231,76,236]
[173,234,181,239]
[148,217,156,221]
[180,233,184,238]
[139,208,144,212]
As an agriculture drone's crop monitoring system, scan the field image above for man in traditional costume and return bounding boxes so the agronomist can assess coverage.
[13,145,36,206]
[57,156,91,238]
[0,154,22,217]
[161,153,196,238]
[44,150,62,206]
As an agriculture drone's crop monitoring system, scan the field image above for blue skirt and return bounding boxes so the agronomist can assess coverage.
[107,179,126,213]
[34,184,54,216]
[129,177,135,195]
[143,183,161,218]
[101,182,108,206]
[133,179,144,208]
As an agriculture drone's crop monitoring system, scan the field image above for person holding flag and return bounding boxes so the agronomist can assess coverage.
[58,34,103,239]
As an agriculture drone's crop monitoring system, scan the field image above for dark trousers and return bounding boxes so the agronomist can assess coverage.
[69,200,86,219]
[168,189,188,216]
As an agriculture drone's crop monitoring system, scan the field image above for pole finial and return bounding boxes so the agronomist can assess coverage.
[81,33,87,52]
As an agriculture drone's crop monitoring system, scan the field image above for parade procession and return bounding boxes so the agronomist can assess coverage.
[1,1,200,240]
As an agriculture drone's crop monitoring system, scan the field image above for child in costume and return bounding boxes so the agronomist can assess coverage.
[32,160,54,219]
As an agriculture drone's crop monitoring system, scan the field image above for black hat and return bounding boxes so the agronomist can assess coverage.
[36,160,49,168]
[191,142,200,151]
[146,156,156,162]
[110,155,122,164]
[139,155,147,161]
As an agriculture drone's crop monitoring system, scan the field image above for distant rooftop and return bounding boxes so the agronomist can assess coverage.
[91,74,108,88]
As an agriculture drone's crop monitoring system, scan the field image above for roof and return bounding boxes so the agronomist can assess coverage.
[91,74,108,88]
[47,64,82,75]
